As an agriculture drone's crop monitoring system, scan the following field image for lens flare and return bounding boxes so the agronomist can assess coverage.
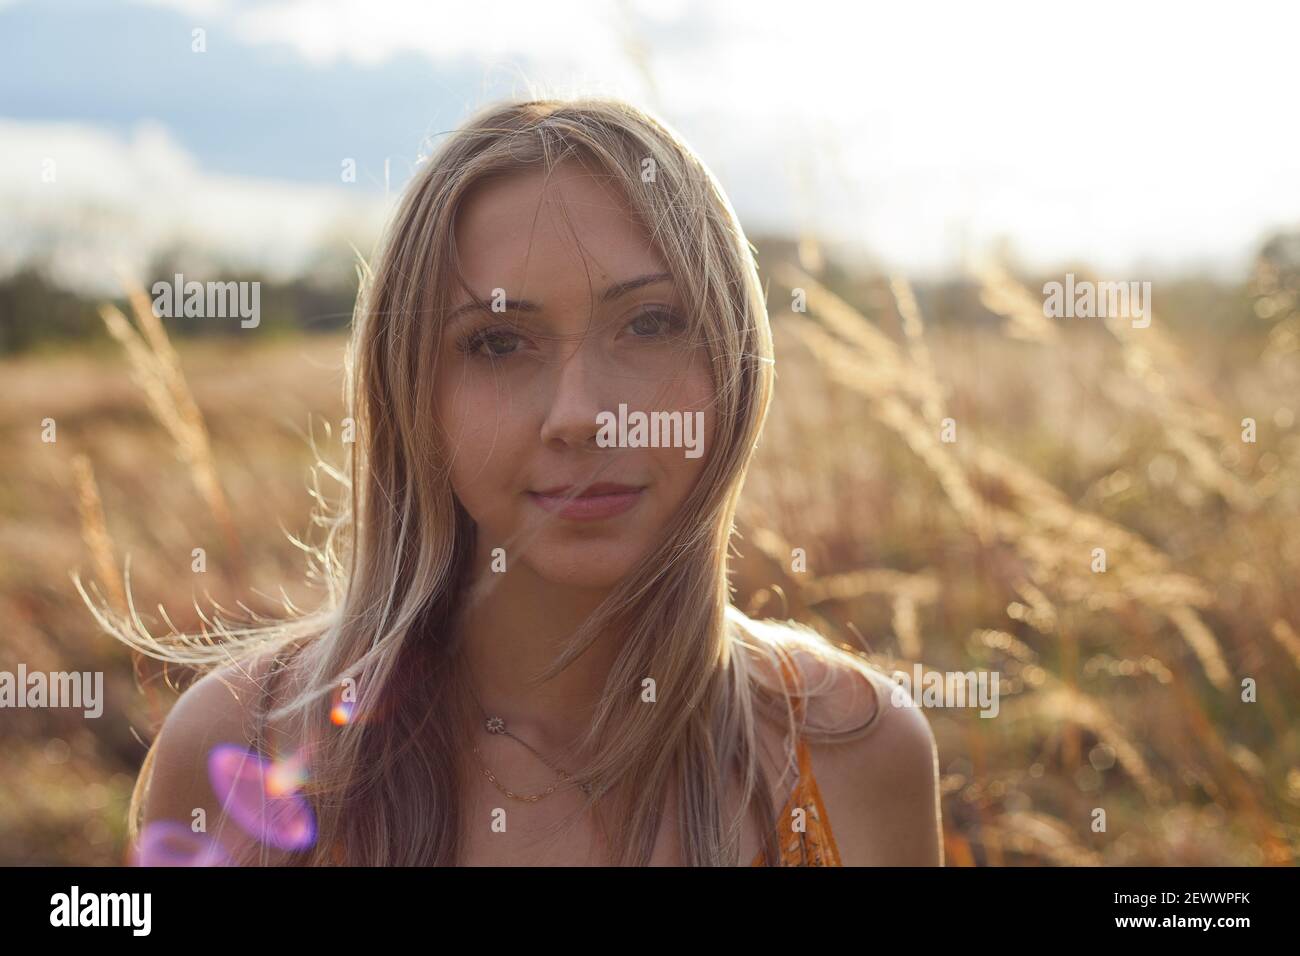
[207,744,316,851]
[266,750,309,797]
[133,820,231,866]
[330,700,354,726]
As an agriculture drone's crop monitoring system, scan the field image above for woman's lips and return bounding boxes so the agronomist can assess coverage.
[527,484,646,521]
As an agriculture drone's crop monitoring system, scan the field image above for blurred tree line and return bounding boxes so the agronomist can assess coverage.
[0,250,361,355]
[0,232,1294,356]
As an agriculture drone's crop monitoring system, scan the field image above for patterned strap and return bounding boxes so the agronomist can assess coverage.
[750,651,843,866]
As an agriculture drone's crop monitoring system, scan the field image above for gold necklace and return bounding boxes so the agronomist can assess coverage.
[468,694,594,803]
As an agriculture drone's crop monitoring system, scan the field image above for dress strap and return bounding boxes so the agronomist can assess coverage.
[751,649,845,866]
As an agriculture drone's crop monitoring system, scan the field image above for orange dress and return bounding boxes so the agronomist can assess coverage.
[749,732,842,866]
[749,654,843,867]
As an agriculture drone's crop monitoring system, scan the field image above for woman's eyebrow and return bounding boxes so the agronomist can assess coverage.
[445,272,673,323]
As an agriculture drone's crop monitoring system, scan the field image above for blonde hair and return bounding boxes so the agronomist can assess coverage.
[82,95,883,866]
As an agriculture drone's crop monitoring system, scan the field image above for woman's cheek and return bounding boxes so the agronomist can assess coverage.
[436,386,515,518]
[651,401,717,511]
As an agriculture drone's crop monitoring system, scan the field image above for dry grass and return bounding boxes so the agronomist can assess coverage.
[0,257,1297,865]
[736,256,1299,865]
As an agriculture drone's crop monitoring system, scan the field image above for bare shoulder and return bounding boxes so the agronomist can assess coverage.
[730,611,942,864]
[799,655,943,865]
[141,650,299,864]
[739,620,942,866]
[154,655,275,747]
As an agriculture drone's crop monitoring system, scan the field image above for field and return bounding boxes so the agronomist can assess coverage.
[1,251,1297,865]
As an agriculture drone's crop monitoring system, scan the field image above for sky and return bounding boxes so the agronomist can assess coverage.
[3,0,1299,293]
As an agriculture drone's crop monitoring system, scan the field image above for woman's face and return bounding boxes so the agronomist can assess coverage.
[435,161,716,589]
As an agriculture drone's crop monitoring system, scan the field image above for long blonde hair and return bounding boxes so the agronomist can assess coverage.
[83,95,881,866]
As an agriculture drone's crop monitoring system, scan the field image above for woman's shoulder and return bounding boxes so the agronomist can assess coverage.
[153,649,296,757]
[729,607,943,865]
[802,669,942,864]
[140,648,303,863]
[728,606,887,727]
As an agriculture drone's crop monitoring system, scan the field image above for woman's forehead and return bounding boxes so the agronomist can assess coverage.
[453,167,669,304]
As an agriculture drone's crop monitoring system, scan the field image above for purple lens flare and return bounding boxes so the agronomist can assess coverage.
[206,743,316,852]
[133,820,231,866]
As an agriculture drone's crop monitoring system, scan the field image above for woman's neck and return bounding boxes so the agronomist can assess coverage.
[455,549,622,759]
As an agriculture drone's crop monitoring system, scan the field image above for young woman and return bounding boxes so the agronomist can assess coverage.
[87,97,943,866]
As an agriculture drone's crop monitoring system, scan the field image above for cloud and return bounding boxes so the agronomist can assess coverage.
[1,118,390,293]
[139,0,631,69]
[5,0,1300,283]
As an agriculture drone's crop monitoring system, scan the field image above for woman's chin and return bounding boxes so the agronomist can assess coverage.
[519,547,642,592]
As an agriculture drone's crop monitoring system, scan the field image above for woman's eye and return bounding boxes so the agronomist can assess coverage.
[462,328,521,358]
[627,309,683,338]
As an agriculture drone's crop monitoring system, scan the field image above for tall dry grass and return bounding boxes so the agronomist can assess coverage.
[731,252,1298,865]
[0,251,1295,865]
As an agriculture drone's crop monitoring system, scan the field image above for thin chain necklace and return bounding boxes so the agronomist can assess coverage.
[466,684,594,803]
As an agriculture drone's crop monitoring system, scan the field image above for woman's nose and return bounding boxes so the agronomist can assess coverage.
[538,342,610,450]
